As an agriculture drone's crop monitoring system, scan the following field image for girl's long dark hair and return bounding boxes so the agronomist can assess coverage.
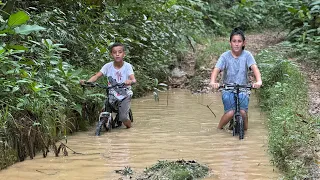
[230,27,246,50]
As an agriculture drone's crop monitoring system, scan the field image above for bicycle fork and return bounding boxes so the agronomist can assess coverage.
[232,89,241,136]
[95,111,112,136]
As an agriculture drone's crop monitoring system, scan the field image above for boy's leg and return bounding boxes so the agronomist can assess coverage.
[119,97,132,128]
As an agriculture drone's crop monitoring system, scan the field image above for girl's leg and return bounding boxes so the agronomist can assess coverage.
[218,110,235,129]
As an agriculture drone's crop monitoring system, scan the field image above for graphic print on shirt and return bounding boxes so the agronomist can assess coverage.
[115,71,122,82]
[107,76,127,102]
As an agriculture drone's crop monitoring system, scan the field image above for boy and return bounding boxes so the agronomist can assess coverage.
[210,28,262,130]
[80,43,136,128]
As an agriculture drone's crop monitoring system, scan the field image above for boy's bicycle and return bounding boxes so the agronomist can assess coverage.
[83,82,133,136]
[219,84,252,140]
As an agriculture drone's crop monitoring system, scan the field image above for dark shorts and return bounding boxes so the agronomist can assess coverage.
[222,90,250,113]
[106,96,131,122]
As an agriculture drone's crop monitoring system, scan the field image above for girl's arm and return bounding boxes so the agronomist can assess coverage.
[250,64,262,88]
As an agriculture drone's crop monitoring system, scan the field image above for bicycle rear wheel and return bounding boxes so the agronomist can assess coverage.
[238,116,245,140]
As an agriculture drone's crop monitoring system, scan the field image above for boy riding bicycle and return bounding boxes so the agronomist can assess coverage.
[80,43,136,129]
[210,28,262,130]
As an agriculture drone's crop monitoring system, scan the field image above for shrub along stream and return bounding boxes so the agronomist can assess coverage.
[256,48,319,179]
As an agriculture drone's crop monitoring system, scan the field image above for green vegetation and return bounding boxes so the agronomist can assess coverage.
[273,0,320,67]
[142,160,209,180]
[120,160,210,180]
[256,48,319,179]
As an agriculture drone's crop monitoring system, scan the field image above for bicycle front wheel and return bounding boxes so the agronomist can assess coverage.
[95,118,107,136]
[238,116,245,140]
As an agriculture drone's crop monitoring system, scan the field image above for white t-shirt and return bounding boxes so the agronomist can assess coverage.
[100,61,134,98]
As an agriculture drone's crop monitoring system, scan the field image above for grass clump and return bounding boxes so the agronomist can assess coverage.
[256,49,319,179]
[137,160,210,180]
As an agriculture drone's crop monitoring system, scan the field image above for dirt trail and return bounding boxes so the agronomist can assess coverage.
[245,30,320,117]
[294,62,320,116]
[244,31,320,116]
[244,31,284,56]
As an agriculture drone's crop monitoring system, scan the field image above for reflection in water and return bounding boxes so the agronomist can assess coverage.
[0,89,279,180]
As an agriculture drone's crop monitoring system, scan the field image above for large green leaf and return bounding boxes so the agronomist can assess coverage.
[0,15,4,23]
[6,45,28,51]
[310,0,320,6]
[14,25,46,35]
[0,47,4,54]
[8,11,30,27]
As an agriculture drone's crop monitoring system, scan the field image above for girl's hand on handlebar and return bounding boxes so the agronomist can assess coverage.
[252,81,262,89]
[209,82,220,89]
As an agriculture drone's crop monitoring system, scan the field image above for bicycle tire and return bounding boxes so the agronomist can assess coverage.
[112,114,118,128]
[232,118,237,136]
[106,116,112,132]
[238,116,245,140]
[112,113,121,128]
[129,109,133,122]
[95,118,107,136]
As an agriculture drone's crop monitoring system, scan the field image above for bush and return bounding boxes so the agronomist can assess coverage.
[256,49,319,179]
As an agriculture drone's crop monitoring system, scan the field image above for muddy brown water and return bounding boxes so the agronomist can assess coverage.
[0,89,279,180]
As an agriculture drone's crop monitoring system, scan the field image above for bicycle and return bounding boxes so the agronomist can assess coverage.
[219,84,252,140]
[82,82,133,136]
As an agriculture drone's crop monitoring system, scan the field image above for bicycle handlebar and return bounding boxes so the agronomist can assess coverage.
[219,84,253,90]
[82,81,127,90]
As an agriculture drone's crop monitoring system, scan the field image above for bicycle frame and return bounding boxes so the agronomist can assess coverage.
[233,86,241,127]
[83,82,126,135]
[221,84,252,139]
[83,82,133,135]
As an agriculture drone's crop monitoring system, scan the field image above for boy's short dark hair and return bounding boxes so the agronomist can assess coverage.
[230,27,246,50]
[109,42,125,53]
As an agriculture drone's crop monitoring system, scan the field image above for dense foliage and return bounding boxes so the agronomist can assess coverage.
[273,0,320,66]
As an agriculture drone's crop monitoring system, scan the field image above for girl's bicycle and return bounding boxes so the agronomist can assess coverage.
[220,84,252,140]
[83,82,133,136]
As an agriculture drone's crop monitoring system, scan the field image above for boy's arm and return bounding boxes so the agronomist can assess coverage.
[126,74,136,85]
[88,72,103,82]
[250,64,262,88]
[125,64,136,85]
[80,72,103,85]
[210,67,221,89]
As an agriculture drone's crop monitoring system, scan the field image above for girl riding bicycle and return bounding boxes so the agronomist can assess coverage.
[210,27,262,130]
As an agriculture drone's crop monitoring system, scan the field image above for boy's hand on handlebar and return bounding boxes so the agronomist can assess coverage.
[209,82,220,89]
[124,80,135,85]
[80,80,85,85]
[252,81,262,89]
